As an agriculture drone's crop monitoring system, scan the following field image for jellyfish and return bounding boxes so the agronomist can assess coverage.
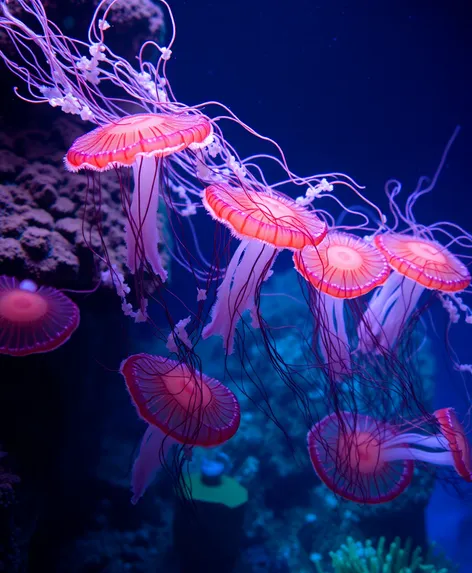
[293,232,390,380]
[434,407,471,482]
[120,353,240,503]
[0,275,80,356]
[65,112,213,281]
[201,182,327,353]
[375,407,471,483]
[308,411,414,504]
[308,407,471,505]
[358,232,471,354]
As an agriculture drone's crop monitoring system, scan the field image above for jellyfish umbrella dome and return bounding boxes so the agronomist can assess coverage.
[120,353,241,503]
[308,408,472,506]
[307,411,414,505]
[65,113,213,281]
[374,233,470,292]
[120,353,240,446]
[202,182,328,353]
[0,275,80,357]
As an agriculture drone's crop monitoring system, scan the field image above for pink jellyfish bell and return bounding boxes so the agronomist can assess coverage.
[308,408,472,505]
[202,182,327,353]
[307,411,414,504]
[120,353,240,503]
[0,275,80,357]
[65,112,213,281]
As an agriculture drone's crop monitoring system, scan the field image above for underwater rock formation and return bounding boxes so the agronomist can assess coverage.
[3,0,164,61]
[6,0,164,35]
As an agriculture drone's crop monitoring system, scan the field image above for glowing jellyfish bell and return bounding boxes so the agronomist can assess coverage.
[202,182,327,353]
[307,411,414,504]
[293,232,390,380]
[120,353,240,503]
[308,407,472,504]
[65,112,213,280]
[358,232,471,354]
[0,275,80,356]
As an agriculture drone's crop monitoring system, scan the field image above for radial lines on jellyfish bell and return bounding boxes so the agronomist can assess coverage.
[120,353,240,503]
[307,411,414,504]
[64,112,213,280]
[293,232,390,380]
[201,182,328,353]
[308,407,472,505]
[0,275,80,356]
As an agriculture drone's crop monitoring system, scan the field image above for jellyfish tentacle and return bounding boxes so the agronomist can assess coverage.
[131,424,176,504]
[126,156,167,280]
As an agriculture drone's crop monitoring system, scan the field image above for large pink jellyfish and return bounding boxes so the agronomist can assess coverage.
[308,407,471,504]
[293,231,390,380]
[65,112,213,281]
[201,182,327,353]
[120,353,240,503]
[0,275,80,356]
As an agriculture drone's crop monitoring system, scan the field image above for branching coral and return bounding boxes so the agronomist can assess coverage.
[313,537,456,573]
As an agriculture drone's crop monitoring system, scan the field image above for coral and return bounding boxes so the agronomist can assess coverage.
[313,537,457,573]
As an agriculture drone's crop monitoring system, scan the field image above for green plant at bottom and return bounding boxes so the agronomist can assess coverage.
[313,536,456,573]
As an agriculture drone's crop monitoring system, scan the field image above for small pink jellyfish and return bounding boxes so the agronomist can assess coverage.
[307,411,414,504]
[358,233,471,353]
[422,408,471,482]
[202,182,327,353]
[120,353,240,503]
[65,112,213,281]
[0,276,80,357]
[293,232,390,379]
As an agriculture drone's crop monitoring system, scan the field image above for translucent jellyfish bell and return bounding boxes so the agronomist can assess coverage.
[0,275,80,356]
